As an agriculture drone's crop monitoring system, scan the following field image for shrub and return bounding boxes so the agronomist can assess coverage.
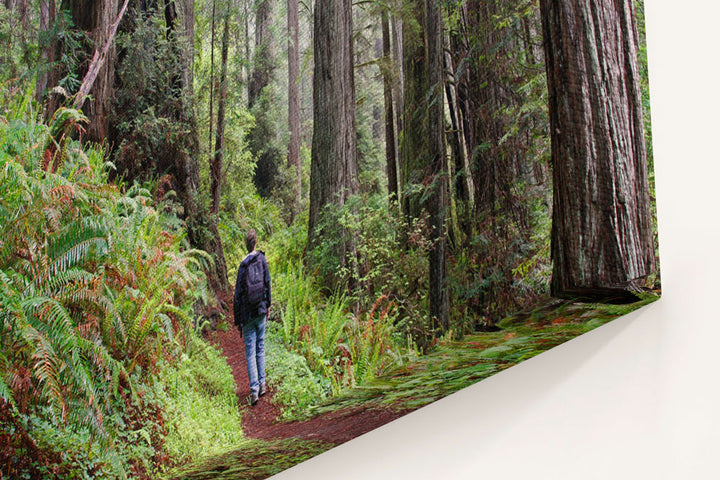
[265,323,330,420]
[0,95,235,478]
[156,335,244,464]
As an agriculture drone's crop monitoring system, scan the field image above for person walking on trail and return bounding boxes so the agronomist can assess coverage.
[233,229,271,406]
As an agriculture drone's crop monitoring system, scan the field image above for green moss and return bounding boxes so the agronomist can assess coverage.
[165,439,333,480]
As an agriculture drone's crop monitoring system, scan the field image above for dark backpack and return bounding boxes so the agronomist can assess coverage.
[245,253,264,310]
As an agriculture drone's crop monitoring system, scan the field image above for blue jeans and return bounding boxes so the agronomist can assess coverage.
[243,314,266,396]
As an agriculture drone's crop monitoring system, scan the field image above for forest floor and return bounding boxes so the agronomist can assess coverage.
[166,293,659,480]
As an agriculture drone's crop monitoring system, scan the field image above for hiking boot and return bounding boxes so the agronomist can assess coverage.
[259,383,267,397]
[249,393,259,406]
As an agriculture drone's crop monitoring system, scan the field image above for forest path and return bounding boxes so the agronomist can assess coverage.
[210,325,410,445]
[171,295,658,479]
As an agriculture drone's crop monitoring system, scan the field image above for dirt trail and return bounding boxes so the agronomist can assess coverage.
[211,326,409,446]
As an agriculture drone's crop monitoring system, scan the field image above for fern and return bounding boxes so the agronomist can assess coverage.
[0,349,15,408]
[1,108,214,474]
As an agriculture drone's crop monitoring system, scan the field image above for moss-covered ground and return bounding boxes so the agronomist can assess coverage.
[165,293,659,479]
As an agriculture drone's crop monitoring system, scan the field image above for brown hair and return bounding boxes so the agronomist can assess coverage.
[245,229,257,253]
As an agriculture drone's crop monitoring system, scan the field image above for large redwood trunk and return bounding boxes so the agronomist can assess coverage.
[59,0,119,143]
[248,0,274,110]
[36,0,57,104]
[539,0,656,298]
[400,1,427,221]
[425,0,449,332]
[307,0,359,276]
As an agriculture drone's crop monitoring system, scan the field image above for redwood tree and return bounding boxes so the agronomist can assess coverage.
[380,7,398,203]
[56,0,119,142]
[399,0,449,333]
[539,0,656,299]
[307,0,359,279]
[400,2,427,221]
[425,0,448,332]
[287,0,302,218]
[247,0,279,196]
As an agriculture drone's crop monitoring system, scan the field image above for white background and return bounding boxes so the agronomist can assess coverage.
[273,1,720,478]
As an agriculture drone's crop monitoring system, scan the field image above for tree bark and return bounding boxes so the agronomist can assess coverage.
[443,45,473,230]
[36,0,57,104]
[391,7,404,146]
[381,8,398,203]
[73,0,130,113]
[307,0,359,276]
[248,0,274,109]
[539,0,656,299]
[211,5,230,216]
[181,0,195,95]
[209,0,216,160]
[425,0,449,332]
[400,1,427,221]
[59,0,120,143]
[287,0,302,219]
[247,0,279,196]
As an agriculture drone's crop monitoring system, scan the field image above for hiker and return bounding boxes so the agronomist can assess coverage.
[233,228,271,406]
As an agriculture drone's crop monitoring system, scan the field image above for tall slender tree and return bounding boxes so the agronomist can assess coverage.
[287,0,302,218]
[400,1,428,221]
[425,0,449,332]
[211,1,231,216]
[539,0,656,299]
[380,7,398,203]
[399,0,449,333]
[307,0,359,279]
[35,0,57,104]
[247,0,279,196]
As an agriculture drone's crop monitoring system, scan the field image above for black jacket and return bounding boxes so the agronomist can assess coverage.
[233,250,271,328]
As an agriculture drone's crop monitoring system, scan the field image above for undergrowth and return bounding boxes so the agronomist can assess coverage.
[157,335,244,464]
[0,87,244,479]
[306,293,661,417]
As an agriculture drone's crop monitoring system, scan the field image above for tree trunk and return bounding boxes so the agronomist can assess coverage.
[36,0,56,104]
[247,0,278,196]
[209,0,216,160]
[59,0,119,143]
[307,0,359,278]
[73,0,130,113]
[2,0,15,79]
[539,0,656,299]
[248,0,274,109]
[391,8,404,147]
[181,0,195,95]
[425,0,449,332]
[444,45,473,232]
[211,5,230,216]
[166,0,230,303]
[400,1,427,221]
[244,0,251,103]
[287,0,302,219]
[381,8,398,203]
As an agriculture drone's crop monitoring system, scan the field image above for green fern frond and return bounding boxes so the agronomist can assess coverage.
[23,323,67,422]
[47,218,109,263]
[48,107,88,139]
[0,349,16,409]
[157,313,174,343]
[161,303,193,333]
[32,267,93,296]
[101,288,127,347]
[0,376,15,408]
